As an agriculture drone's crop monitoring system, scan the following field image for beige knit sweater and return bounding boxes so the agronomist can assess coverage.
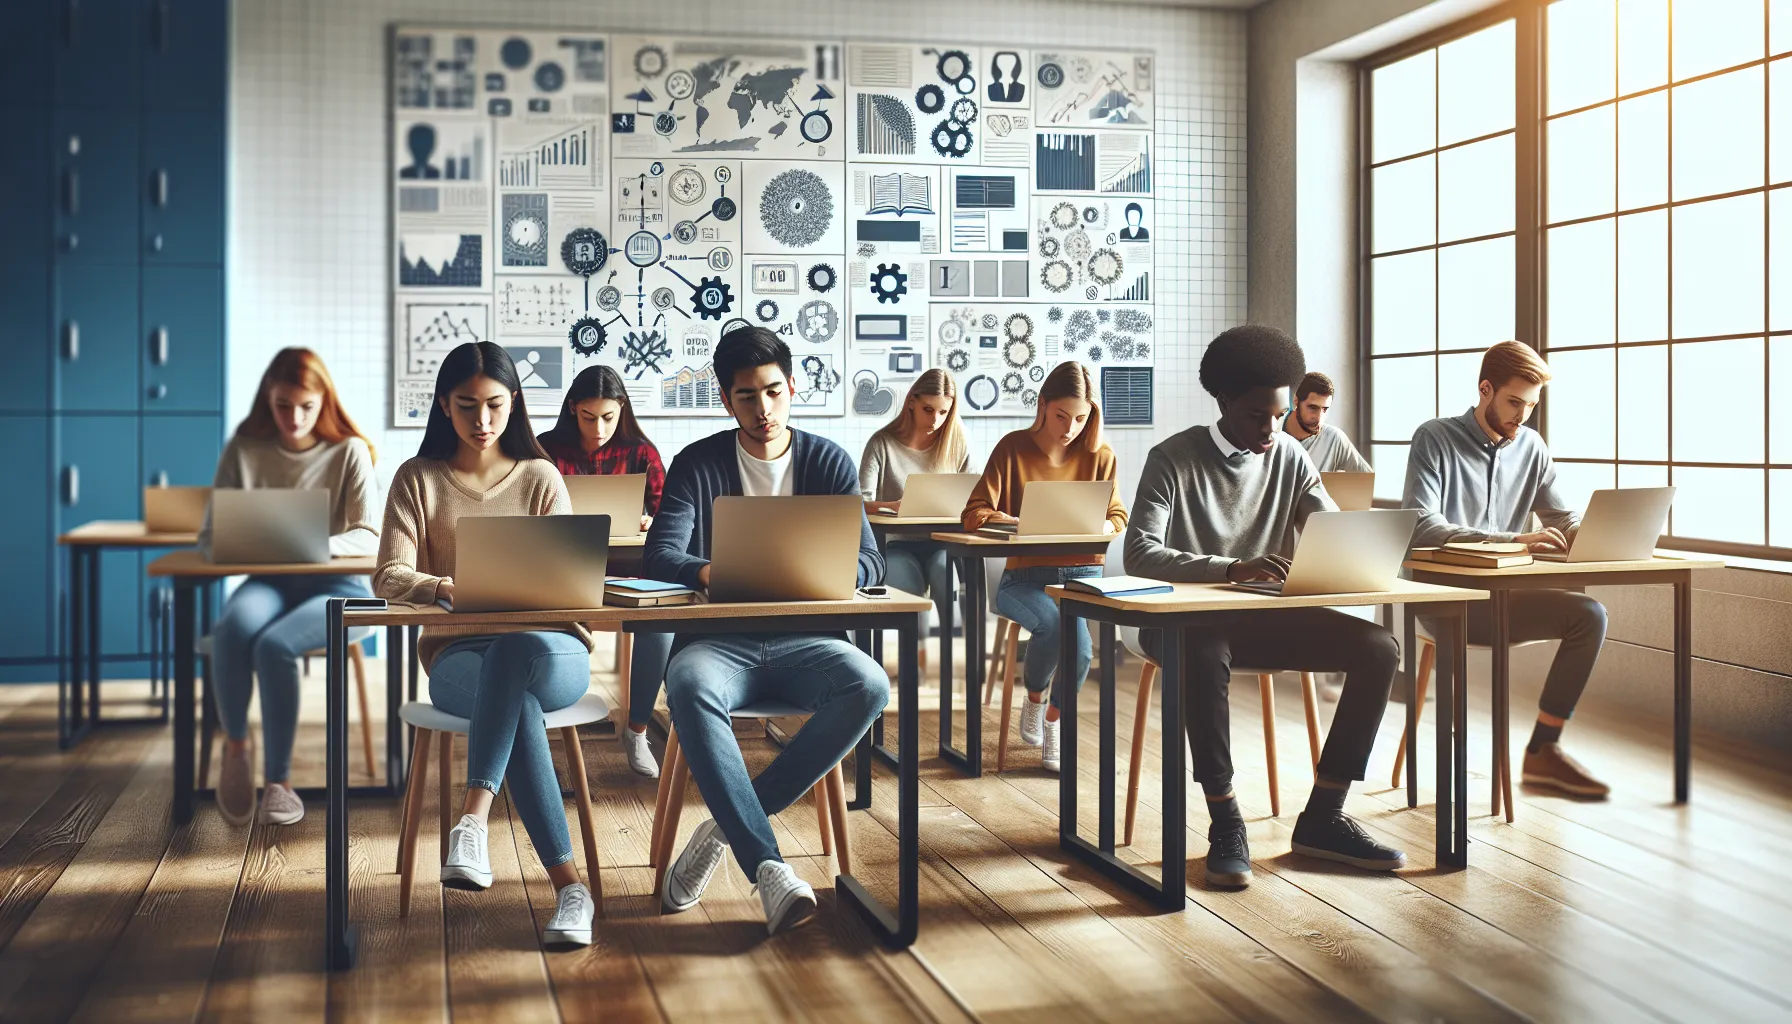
[374,456,593,669]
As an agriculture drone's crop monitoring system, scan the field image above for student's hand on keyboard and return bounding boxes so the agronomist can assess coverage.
[1226,555,1291,584]
[437,579,455,604]
[1515,528,1569,554]
[697,564,711,589]
[640,515,653,533]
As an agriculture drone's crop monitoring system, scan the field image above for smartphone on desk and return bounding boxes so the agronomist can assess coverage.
[857,585,891,599]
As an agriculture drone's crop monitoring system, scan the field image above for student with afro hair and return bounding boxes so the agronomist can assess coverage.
[1123,324,1406,887]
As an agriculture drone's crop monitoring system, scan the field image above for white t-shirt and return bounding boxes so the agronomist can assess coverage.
[737,434,795,497]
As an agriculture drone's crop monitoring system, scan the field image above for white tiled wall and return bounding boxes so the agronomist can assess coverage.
[229,0,1246,501]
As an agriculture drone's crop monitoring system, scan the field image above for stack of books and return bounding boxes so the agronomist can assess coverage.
[1409,541,1533,569]
[1064,575,1174,597]
[604,578,697,607]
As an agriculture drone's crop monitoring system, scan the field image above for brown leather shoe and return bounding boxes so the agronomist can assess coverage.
[1521,742,1610,798]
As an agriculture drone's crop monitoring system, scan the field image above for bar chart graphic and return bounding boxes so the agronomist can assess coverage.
[499,122,599,188]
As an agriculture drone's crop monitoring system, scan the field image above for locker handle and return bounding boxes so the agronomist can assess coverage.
[64,465,79,507]
[63,169,79,216]
[63,0,79,48]
[152,326,170,365]
[154,169,169,208]
[152,471,169,488]
[154,0,170,51]
[63,320,79,361]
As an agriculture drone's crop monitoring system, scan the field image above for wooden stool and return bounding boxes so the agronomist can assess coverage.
[395,692,610,918]
[1118,626,1321,843]
[199,629,377,787]
[648,704,853,902]
[1389,633,1545,822]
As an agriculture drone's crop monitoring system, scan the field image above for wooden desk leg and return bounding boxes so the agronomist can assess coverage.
[1674,574,1692,804]
[172,579,197,824]
[1491,590,1512,821]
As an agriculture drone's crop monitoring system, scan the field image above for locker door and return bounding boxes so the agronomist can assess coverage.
[140,412,221,639]
[57,413,143,656]
[52,0,146,111]
[55,263,140,412]
[52,107,140,267]
[0,416,54,661]
[0,1,55,111]
[0,261,52,414]
[0,109,52,268]
[140,0,225,112]
[141,109,224,265]
[141,265,222,413]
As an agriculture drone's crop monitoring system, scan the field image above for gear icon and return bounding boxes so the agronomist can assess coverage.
[569,317,607,356]
[755,299,779,323]
[945,348,970,372]
[633,44,668,78]
[870,263,908,304]
[981,314,999,329]
[915,84,945,113]
[950,97,978,124]
[1004,313,1034,341]
[596,285,622,310]
[1038,236,1060,258]
[938,318,966,346]
[936,49,973,86]
[1064,229,1092,264]
[691,276,734,320]
[1050,202,1079,230]
[1022,388,1038,407]
[1003,337,1035,368]
[1082,205,1100,224]
[1029,365,1046,382]
[1002,371,1024,394]
[1041,260,1073,293]
[806,262,837,293]
[1088,248,1124,285]
[931,119,972,158]
[797,300,839,343]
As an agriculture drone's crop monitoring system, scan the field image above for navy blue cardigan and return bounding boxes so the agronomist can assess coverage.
[643,427,884,596]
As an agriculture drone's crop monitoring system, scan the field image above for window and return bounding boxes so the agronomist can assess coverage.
[1362,1,1792,557]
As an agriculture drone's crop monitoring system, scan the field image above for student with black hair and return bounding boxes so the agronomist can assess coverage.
[538,364,670,779]
[374,342,597,948]
[647,326,888,935]
[1124,324,1406,887]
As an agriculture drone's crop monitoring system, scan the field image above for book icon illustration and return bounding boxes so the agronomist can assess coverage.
[868,172,934,216]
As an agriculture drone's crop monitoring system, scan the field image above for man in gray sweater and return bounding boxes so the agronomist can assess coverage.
[1282,371,1372,473]
[1125,325,1405,888]
[1403,340,1609,799]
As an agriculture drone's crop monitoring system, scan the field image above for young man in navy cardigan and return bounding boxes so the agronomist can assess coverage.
[646,326,888,935]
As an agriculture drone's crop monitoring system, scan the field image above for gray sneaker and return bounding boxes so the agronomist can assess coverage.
[662,818,727,913]
[216,742,255,826]
[258,784,305,825]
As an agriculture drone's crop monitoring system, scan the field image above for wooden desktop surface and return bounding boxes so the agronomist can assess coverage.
[147,550,378,579]
[342,588,931,628]
[59,520,199,547]
[1403,552,1724,578]
[867,515,962,526]
[1048,578,1487,614]
[931,530,1115,547]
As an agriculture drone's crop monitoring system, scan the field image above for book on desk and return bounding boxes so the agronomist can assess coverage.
[603,578,697,607]
[1409,542,1534,569]
[1063,575,1173,598]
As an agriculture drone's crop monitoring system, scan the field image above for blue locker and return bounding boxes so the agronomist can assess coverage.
[57,414,143,656]
[0,262,52,414]
[141,0,225,112]
[0,416,54,662]
[0,108,52,268]
[55,263,140,413]
[0,1,55,112]
[141,412,222,488]
[142,265,222,413]
[53,0,145,111]
[53,107,141,267]
[141,110,224,265]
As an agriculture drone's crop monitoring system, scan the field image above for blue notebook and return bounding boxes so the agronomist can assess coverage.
[605,577,692,593]
[1064,575,1173,598]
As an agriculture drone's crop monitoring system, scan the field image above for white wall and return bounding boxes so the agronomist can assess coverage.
[228,0,1248,507]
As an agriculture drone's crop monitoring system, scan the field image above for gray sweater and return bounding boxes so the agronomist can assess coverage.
[199,435,381,558]
[1124,426,1334,583]
[857,432,971,502]
[1296,422,1373,473]
[1402,409,1580,547]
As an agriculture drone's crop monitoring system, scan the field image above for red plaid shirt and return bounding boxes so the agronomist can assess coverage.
[539,433,666,515]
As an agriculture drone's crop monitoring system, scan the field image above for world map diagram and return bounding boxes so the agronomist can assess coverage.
[684,57,808,149]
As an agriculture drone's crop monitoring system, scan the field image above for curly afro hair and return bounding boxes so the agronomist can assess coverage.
[1199,324,1307,400]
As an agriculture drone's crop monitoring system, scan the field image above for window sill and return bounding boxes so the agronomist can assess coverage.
[1659,549,1792,577]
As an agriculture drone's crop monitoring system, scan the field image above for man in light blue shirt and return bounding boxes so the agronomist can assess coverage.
[1403,341,1609,799]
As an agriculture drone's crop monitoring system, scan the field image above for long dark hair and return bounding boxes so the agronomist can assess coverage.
[417,342,549,461]
[539,364,648,450]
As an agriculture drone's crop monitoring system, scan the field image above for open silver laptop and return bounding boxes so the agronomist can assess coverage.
[1534,486,1676,562]
[453,514,611,612]
[564,474,648,536]
[871,472,979,517]
[1231,509,1421,597]
[981,479,1113,536]
[145,486,211,533]
[709,495,862,602]
[1320,472,1375,513]
[209,489,331,564]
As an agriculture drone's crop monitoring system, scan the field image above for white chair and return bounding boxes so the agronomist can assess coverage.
[1118,625,1321,841]
[394,692,611,917]
[648,702,854,901]
[197,626,378,786]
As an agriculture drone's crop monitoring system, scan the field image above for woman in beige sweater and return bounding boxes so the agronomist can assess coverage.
[375,342,596,948]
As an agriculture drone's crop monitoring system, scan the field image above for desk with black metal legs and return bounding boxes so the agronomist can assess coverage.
[323,590,931,971]
[1051,578,1486,911]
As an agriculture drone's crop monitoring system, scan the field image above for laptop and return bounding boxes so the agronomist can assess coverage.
[1533,486,1676,563]
[1320,472,1375,513]
[709,495,863,602]
[564,474,649,536]
[145,486,211,533]
[1230,509,1421,597]
[979,479,1114,537]
[209,489,332,564]
[871,472,979,518]
[452,514,612,612]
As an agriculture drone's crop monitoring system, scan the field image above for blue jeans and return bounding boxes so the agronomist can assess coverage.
[664,634,888,877]
[628,630,674,729]
[884,541,954,626]
[211,574,370,782]
[429,632,591,868]
[996,566,1103,707]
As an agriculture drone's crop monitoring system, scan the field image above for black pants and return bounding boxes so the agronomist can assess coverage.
[1423,589,1607,721]
[1142,608,1399,796]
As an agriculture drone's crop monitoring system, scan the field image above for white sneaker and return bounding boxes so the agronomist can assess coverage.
[754,860,817,935]
[258,784,305,825]
[1041,716,1061,773]
[543,882,594,947]
[623,729,660,778]
[663,818,727,913]
[1019,698,1047,747]
[441,814,494,890]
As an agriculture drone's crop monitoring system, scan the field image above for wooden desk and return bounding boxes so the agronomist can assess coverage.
[1052,579,1489,905]
[865,514,961,541]
[1403,553,1724,810]
[148,551,384,825]
[56,521,202,748]
[925,531,1115,777]
[320,589,932,970]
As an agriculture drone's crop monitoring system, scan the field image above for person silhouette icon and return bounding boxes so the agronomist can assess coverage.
[400,123,441,180]
[1120,202,1149,241]
[987,51,1025,104]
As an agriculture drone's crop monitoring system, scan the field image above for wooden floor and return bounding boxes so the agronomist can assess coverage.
[1,636,1789,1023]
